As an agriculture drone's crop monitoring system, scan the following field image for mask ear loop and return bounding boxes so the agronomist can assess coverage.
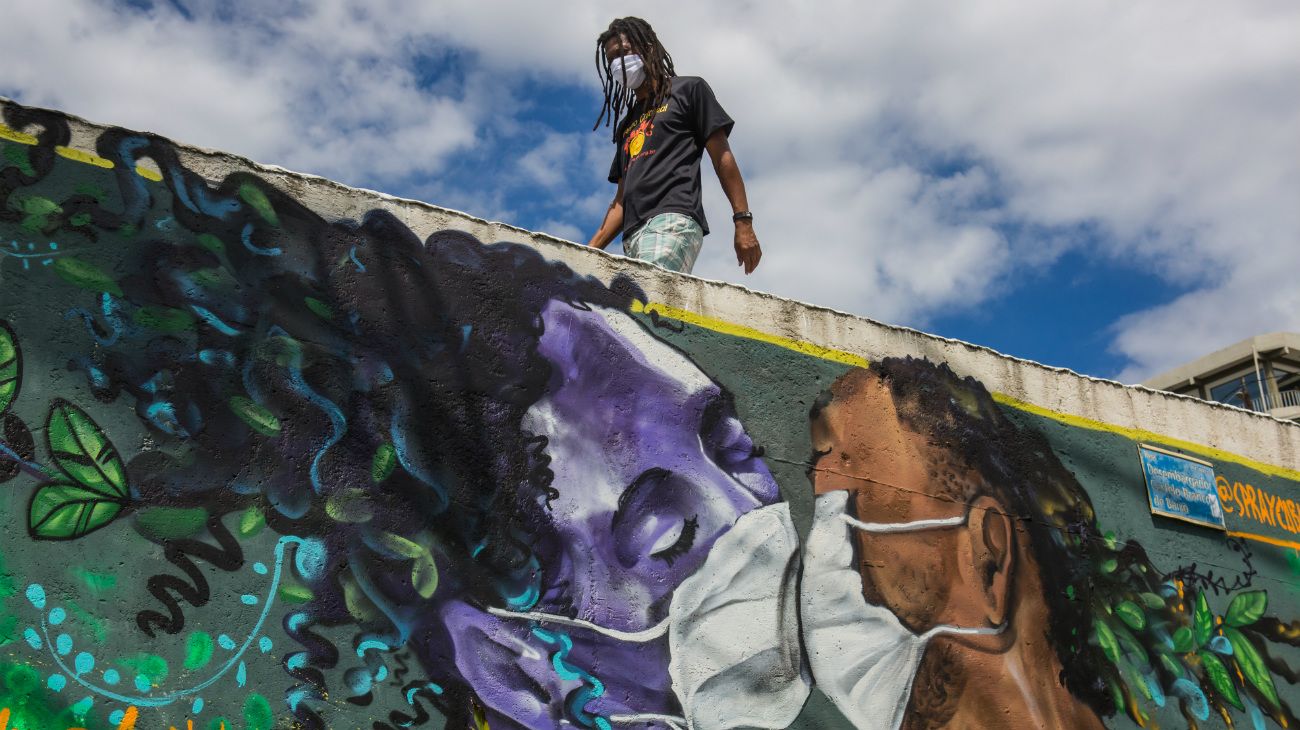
[839,508,1009,638]
[840,512,967,533]
[607,712,687,729]
[486,605,670,643]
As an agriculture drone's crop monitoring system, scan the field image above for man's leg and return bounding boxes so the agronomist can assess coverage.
[622,213,703,274]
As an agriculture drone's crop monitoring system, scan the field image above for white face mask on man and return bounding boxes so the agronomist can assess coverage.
[490,502,810,730]
[609,53,647,90]
[800,490,1004,730]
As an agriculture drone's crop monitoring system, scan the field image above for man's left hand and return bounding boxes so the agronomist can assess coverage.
[735,221,761,274]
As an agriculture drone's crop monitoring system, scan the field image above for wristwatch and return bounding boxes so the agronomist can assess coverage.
[732,211,754,223]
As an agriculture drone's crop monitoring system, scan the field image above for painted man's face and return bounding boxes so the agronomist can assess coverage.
[808,376,965,632]
[443,300,781,727]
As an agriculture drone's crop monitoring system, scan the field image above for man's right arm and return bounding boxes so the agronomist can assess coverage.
[586,180,625,250]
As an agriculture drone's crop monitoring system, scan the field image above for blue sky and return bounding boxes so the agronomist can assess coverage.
[3,0,1297,382]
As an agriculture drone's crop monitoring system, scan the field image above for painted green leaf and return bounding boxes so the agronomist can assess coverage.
[238,183,279,226]
[21,214,48,233]
[1112,621,1150,668]
[136,507,208,540]
[1224,591,1267,628]
[1125,663,1153,702]
[1223,626,1279,708]
[29,482,124,540]
[21,196,60,216]
[52,258,123,296]
[1193,591,1213,647]
[69,212,91,227]
[304,297,332,320]
[412,555,438,599]
[372,442,396,483]
[184,631,214,671]
[1159,650,1185,679]
[325,489,373,523]
[73,568,116,594]
[196,233,226,255]
[117,653,169,683]
[75,183,106,202]
[1172,626,1194,653]
[46,399,127,498]
[238,505,265,537]
[228,396,280,437]
[342,576,378,620]
[1140,592,1166,610]
[0,321,20,413]
[278,584,313,604]
[244,693,273,730]
[378,532,424,560]
[1095,620,1121,663]
[132,306,195,333]
[1115,601,1147,631]
[4,144,36,176]
[1099,558,1118,574]
[1199,650,1243,710]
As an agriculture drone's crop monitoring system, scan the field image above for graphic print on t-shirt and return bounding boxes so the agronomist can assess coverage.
[622,102,669,168]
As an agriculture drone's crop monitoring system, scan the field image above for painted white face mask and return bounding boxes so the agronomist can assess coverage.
[610,53,647,90]
[490,502,810,730]
[800,491,1003,730]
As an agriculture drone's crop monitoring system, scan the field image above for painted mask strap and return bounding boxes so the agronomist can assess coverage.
[840,512,967,534]
[920,621,1007,643]
[486,606,670,643]
[608,712,687,729]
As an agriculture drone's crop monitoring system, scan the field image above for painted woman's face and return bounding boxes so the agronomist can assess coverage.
[438,301,782,728]
[445,300,781,727]
[525,301,780,631]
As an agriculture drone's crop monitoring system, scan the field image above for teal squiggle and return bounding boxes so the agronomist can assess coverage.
[531,627,613,730]
[39,535,303,708]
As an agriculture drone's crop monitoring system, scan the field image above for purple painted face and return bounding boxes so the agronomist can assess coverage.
[526,301,780,627]
[441,301,781,728]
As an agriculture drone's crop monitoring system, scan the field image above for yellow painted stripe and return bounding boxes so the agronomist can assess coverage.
[56,146,114,169]
[1227,530,1300,552]
[633,300,871,369]
[0,124,38,145]
[993,392,1300,482]
[2,125,159,181]
[640,299,1299,483]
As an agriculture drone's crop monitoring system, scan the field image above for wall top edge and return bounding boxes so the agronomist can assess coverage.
[3,96,1295,469]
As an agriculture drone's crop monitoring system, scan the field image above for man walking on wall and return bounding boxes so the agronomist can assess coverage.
[586,17,763,275]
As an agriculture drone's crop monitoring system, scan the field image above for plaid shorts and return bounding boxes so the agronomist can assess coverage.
[623,213,704,274]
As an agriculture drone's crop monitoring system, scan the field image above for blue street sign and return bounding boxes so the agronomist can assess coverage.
[1138,444,1226,530]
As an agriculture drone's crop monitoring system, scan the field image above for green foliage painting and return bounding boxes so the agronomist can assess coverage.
[28,400,130,540]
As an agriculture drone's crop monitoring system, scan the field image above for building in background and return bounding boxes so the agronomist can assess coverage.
[1144,332,1300,421]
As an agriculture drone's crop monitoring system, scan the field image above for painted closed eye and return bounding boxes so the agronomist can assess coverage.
[701,395,758,467]
[650,515,698,566]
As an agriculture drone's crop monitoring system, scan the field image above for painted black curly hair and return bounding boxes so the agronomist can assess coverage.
[1,102,648,729]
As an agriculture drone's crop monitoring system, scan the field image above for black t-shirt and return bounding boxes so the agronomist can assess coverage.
[608,76,734,238]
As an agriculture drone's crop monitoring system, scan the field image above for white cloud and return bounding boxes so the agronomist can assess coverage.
[2,0,1296,379]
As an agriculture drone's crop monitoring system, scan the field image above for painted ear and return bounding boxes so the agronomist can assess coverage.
[961,495,1016,627]
[439,600,581,729]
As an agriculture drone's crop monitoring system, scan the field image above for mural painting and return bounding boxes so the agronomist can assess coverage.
[0,98,1298,729]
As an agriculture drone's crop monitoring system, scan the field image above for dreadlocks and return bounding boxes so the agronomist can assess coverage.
[593,17,677,143]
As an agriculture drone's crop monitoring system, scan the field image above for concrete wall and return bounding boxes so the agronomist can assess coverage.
[1,97,1298,730]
